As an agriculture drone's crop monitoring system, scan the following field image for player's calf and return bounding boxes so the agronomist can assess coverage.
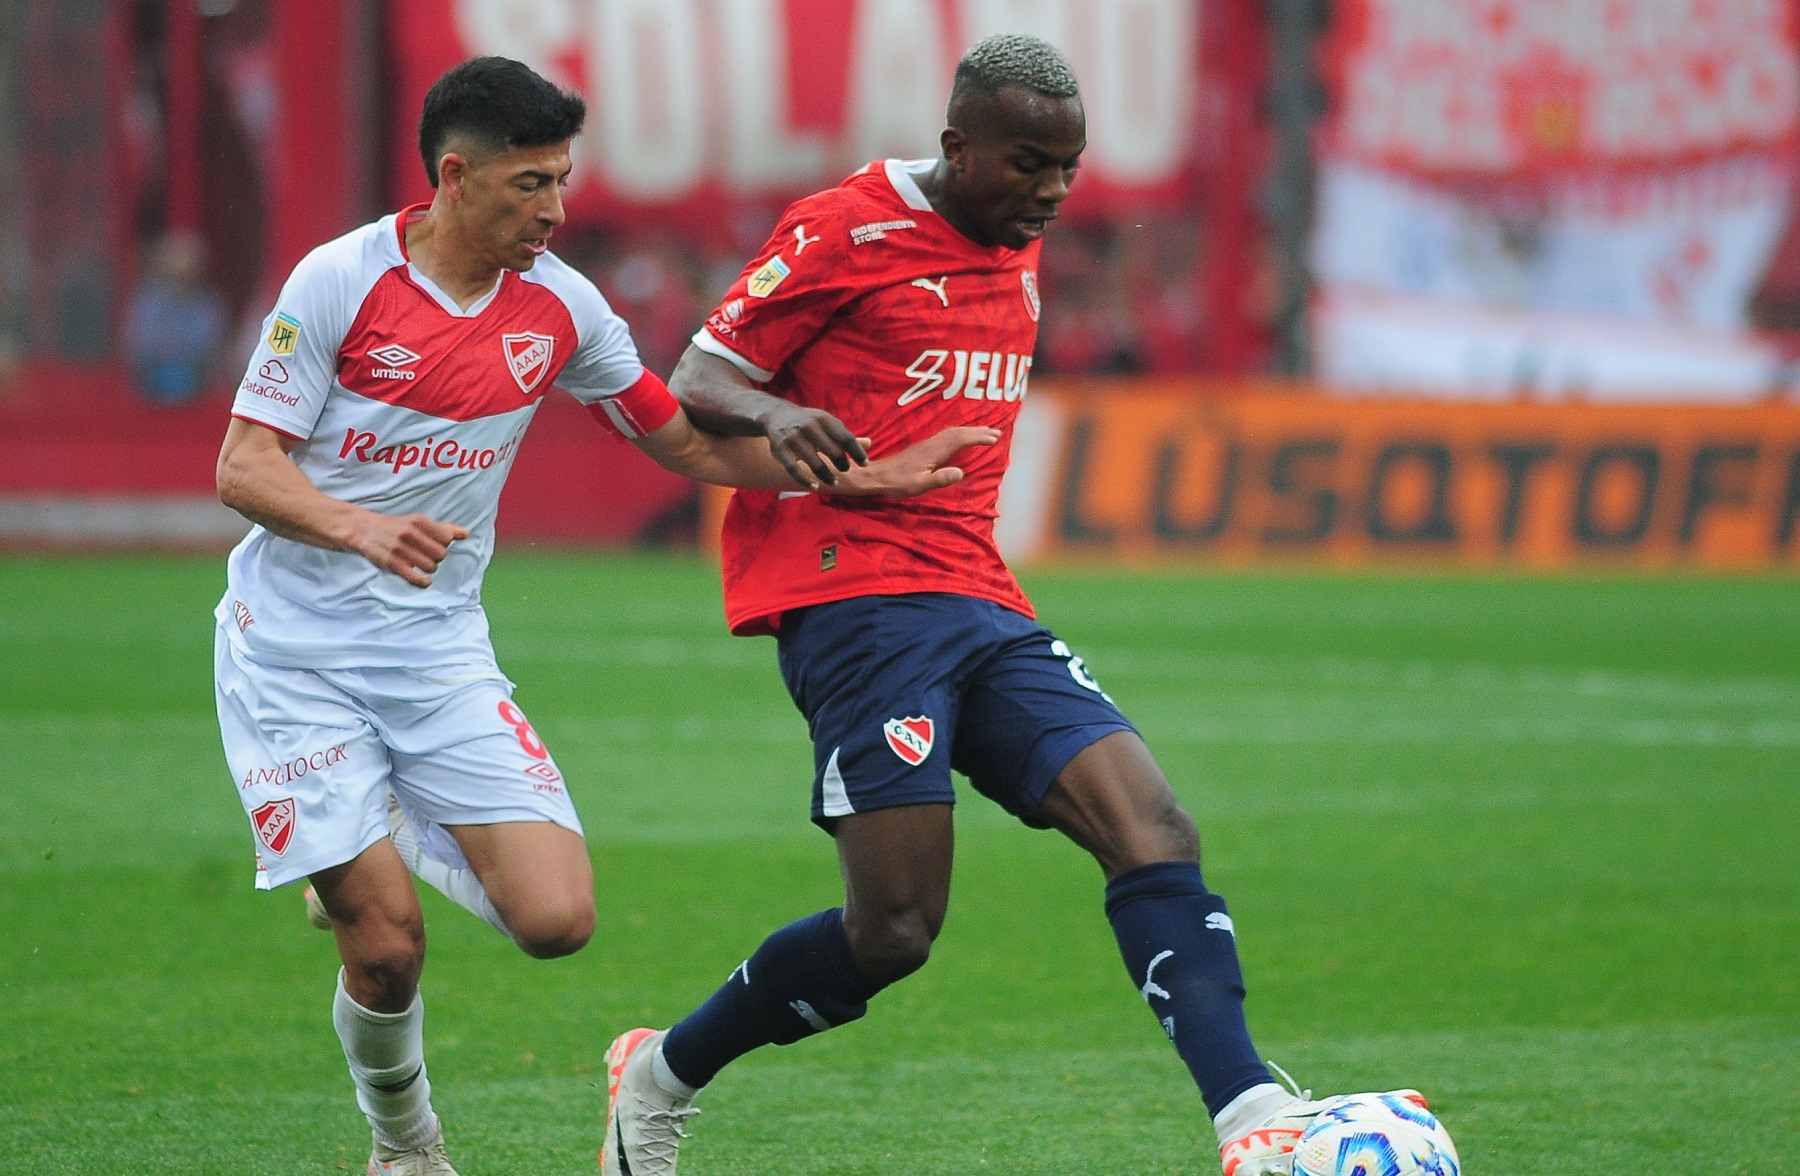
[658,908,884,1090]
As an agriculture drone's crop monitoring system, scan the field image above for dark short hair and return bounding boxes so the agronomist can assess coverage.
[417,57,587,187]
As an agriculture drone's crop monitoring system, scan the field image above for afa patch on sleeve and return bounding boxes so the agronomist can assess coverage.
[267,312,301,356]
[746,255,793,299]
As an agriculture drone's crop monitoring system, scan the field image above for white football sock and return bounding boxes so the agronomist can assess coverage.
[652,1041,701,1099]
[1213,1082,1294,1145]
[390,809,513,941]
[332,969,440,1152]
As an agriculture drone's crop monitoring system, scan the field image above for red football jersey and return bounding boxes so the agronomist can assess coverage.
[696,159,1044,636]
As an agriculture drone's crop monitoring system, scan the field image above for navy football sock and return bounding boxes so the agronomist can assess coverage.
[1105,861,1273,1117]
[660,908,883,1089]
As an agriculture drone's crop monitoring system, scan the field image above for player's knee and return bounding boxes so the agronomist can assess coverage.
[1152,802,1200,863]
[847,908,938,985]
[1100,800,1200,875]
[507,893,595,960]
[344,921,427,1007]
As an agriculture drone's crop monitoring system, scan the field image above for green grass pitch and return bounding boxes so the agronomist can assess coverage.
[2,553,1796,1174]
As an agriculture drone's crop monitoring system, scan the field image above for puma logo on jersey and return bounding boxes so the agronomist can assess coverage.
[793,224,821,253]
[911,276,950,307]
[899,348,1033,405]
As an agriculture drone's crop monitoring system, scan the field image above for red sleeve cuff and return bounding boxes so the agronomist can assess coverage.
[587,368,681,439]
[230,412,307,442]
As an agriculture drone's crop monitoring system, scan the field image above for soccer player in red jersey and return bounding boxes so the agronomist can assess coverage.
[212,57,988,1176]
[600,35,1427,1176]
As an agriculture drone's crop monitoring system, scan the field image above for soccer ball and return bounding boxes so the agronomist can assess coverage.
[1291,1091,1461,1176]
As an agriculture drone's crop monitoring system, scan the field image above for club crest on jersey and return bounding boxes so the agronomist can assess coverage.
[267,312,300,356]
[883,716,934,766]
[502,331,555,395]
[747,256,792,298]
[251,798,296,857]
[1022,270,1041,322]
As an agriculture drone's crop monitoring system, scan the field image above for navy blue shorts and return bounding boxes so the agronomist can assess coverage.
[775,593,1137,830]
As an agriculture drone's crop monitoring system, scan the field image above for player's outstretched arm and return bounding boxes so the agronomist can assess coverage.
[630,410,998,497]
[669,345,867,488]
[216,418,469,588]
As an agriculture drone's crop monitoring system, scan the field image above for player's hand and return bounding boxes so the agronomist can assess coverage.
[824,426,1001,498]
[344,510,470,588]
[759,402,869,489]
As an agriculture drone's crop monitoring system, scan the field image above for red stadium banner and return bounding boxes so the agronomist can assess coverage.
[1318,0,1800,178]
[384,0,1211,232]
[1309,0,1800,399]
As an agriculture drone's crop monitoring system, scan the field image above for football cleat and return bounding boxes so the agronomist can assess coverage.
[600,1028,698,1176]
[1221,1087,1431,1176]
[302,884,333,930]
[368,1130,460,1175]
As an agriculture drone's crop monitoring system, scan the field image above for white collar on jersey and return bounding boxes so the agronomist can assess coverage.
[391,208,507,318]
[405,262,505,319]
[884,158,938,213]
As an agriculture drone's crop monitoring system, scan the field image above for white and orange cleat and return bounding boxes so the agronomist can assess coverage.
[368,1129,460,1175]
[1219,1079,1431,1176]
[600,1028,697,1176]
[1220,1094,1341,1176]
[302,885,333,930]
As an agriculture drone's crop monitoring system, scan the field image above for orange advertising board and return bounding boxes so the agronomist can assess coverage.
[1036,385,1800,569]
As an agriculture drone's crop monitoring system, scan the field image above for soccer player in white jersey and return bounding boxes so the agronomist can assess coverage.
[212,57,990,1176]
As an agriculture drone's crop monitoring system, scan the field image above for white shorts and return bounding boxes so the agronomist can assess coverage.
[214,625,582,890]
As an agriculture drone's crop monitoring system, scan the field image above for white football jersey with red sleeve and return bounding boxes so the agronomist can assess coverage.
[218,205,675,670]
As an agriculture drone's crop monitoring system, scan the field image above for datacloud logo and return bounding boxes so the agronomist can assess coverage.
[239,374,299,406]
[368,343,422,381]
[899,349,1033,406]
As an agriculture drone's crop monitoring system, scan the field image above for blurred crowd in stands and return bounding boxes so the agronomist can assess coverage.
[547,214,1214,384]
[104,214,1213,406]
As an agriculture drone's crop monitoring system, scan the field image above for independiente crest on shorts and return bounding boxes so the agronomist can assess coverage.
[882,715,934,765]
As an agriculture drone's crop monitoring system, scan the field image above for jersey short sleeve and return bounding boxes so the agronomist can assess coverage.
[528,252,648,404]
[230,240,362,440]
[694,196,862,382]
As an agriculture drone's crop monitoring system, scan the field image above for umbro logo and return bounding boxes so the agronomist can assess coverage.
[368,343,421,381]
